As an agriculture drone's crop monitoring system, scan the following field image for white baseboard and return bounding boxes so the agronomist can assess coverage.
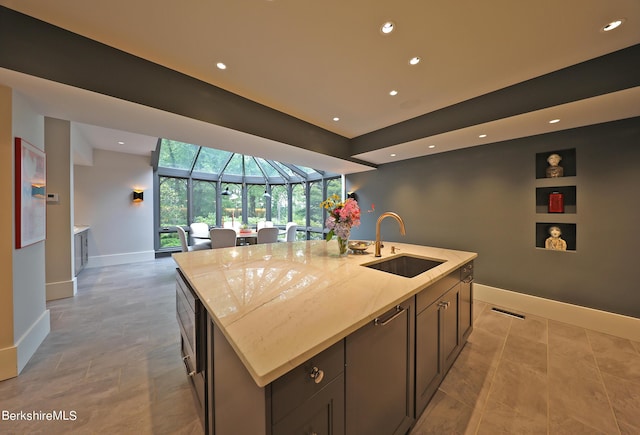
[87,250,155,268]
[46,277,77,301]
[15,309,51,374]
[474,283,640,342]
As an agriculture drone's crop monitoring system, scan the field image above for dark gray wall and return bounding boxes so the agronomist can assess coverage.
[347,117,640,318]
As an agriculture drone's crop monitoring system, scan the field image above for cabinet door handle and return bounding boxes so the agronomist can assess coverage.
[374,305,405,326]
[309,366,324,384]
[438,301,450,310]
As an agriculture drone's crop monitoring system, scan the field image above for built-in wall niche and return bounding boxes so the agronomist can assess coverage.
[535,223,576,251]
[535,148,576,179]
[535,186,577,214]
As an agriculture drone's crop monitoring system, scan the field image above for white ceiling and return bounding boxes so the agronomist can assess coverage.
[1,0,639,172]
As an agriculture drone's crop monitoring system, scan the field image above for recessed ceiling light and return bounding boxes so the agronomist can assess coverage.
[428,145,436,149]
[118,141,125,145]
[216,62,227,70]
[333,117,340,122]
[380,22,395,34]
[389,90,398,96]
[409,57,421,66]
[602,19,624,32]
[479,134,487,138]
[549,119,560,124]
[390,153,397,157]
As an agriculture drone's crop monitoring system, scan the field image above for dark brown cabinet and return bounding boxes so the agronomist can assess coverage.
[176,270,206,425]
[415,298,442,413]
[441,284,462,372]
[415,263,473,415]
[459,262,474,343]
[270,340,345,435]
[346,299,415,435]
[74,229,89,275]
[206,316,345,435]
[272,374,345,435]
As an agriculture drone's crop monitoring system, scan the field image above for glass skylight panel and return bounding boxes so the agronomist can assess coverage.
[157,139,335,182]
[158,139,199,170]
[193,147,232,174]
[272,161,297,178]
[243,156,264,177]
[224,153,244,175]
[254,157,280,178]
[296,165,316,175]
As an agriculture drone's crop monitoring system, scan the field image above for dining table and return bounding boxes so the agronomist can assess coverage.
[235,229,259,245]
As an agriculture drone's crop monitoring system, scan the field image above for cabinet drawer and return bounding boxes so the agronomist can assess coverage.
[417,270,459,314]
[176,270,196,312]
[181,337,205,412]
[272,373,345,435]
[271,340,345,423]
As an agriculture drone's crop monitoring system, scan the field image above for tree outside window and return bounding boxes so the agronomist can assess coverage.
[270,185,288,226]
[247,185,267,226]
[292,184,307,227]
[193,180,216,226]
[309,181,323,229]
[159,176,187,248]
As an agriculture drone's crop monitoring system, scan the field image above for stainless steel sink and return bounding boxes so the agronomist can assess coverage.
[363,255,444,278]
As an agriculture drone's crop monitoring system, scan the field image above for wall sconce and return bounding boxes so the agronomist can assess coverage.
[132,189,144,202]
[31,184,46,199]
[347,191,359,202]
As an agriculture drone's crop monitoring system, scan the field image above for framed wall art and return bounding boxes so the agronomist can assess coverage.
[15,137,46,248]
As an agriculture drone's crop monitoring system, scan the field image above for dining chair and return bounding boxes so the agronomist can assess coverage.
[210,228,237,249]
[257,220,273,230]
[177,226,210,252]
[284,222,297,242]
[257,227,279,244]
[190,222,211,246]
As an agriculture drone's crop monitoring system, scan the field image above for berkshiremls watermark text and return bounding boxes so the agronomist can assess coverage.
[2,410,77,421]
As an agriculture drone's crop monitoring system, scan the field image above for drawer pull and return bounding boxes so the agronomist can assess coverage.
[309,366,324,384]
[462,275,474,284]
[374,305,405,326]
[182,355,196,377]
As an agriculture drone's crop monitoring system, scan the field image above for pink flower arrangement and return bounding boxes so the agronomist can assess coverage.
[321,194,361,241]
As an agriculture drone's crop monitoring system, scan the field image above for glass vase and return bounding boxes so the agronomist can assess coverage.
[337,236,349,257]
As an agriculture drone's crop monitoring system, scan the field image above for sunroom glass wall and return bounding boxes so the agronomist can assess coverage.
[155,140,342,251]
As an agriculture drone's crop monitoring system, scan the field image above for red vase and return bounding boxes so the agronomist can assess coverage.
[548,192,564,213]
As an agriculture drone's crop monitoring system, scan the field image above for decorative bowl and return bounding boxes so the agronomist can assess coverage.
[348,240,372,253]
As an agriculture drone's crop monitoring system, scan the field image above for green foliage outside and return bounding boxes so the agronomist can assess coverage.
[159,177,187,227]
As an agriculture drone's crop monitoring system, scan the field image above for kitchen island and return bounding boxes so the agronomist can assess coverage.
[173,240,477,434]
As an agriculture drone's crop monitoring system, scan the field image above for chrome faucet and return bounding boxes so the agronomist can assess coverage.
[375,212,406,257]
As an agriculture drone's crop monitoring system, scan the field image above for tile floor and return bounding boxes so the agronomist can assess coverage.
[1,257,638,434]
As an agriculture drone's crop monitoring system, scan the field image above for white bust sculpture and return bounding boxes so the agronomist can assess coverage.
[545,226,567,251]
[546,153,564,178]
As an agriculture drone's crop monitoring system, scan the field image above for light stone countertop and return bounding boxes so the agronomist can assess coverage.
[73,225,90,234]
[173,239,477,387]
